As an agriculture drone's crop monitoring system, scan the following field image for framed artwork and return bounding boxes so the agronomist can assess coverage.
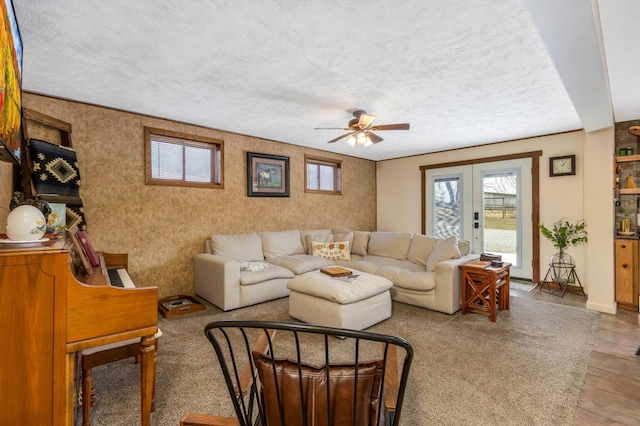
[247,152,290,197]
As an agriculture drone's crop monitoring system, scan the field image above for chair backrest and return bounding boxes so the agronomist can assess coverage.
[204,320,413,426]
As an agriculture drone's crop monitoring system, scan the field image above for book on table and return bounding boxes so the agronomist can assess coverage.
[465,260,492,268]
[320,266,352,277]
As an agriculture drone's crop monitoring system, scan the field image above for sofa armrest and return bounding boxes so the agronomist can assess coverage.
[193,254,241,311]
[434,254,480,313]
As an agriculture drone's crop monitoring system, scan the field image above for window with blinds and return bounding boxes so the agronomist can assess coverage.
[305,155,342,195]
[144,127,223,189]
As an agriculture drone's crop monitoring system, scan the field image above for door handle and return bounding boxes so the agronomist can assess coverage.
[474,222,480,229]
[474,212,479,220]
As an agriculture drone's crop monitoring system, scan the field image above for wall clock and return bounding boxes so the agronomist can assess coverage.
[549,155,576,177]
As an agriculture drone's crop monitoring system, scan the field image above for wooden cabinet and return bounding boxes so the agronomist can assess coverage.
[0,247,73,425]
[615,238,639,311]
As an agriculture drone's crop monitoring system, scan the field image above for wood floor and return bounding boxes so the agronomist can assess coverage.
[510,285,640,425]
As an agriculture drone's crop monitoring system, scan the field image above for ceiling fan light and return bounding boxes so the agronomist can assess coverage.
[346,135,357,146]
[356,132,368,145]
[363,138,373,147]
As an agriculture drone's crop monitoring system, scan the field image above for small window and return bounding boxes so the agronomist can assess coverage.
[145,127,223,189]
[305,155,342,195]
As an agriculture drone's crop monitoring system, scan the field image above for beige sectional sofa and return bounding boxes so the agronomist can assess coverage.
[193,229,478,314]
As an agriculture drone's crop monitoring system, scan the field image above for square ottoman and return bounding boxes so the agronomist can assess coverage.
[287,268,393,330]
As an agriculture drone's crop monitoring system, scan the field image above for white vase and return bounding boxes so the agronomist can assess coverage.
[5,205,47,241]
[549,250,575,284]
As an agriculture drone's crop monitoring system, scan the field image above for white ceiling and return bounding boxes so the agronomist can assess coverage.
[12,0,639,161]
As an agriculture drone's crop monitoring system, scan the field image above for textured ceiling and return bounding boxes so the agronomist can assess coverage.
[12,0,637,161]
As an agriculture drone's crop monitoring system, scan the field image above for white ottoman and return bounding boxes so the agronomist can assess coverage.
[287,268,393,330]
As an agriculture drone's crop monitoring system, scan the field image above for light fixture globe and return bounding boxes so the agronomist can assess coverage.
[6,205,47,241]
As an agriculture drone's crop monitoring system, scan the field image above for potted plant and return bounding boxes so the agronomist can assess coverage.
[539,219,588,283]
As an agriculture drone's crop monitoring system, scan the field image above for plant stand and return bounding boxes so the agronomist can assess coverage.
[539,264,586,298]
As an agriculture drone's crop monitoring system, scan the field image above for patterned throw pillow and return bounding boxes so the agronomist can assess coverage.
[311,241,351,261]
[29,139,81,196]
[239,261,270,272]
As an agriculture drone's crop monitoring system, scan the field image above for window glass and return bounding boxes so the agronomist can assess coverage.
[305,156,342,195]
[145,127,223,189]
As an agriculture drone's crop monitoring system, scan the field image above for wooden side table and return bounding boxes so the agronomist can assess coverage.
[459,262,511,322]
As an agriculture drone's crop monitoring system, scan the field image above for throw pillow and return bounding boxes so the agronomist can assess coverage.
[29,139,81,196]
[407,234,439,266]
[304,233,334,255]
[425,236,462,272]
[332,232,354,252]
[311,241,351,261]
[300,229,332,253]
[351,231,371,256]
[239,261,270,272]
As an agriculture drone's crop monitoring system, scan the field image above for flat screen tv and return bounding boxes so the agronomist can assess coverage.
[0,0,22,164]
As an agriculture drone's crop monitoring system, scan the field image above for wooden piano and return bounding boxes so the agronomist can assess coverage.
[0,238,158,426]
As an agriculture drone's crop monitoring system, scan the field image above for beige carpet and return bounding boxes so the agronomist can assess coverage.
[88,296,599,425]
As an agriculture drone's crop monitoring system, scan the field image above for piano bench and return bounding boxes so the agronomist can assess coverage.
[81,329,162,426]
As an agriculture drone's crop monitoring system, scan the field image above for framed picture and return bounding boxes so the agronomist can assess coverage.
[247,152,290,197]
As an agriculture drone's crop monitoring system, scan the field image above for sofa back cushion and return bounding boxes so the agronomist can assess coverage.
[367,232,412,260]
[262,230,305,259]
[425,236,462,271]
[407,234,439,266]
[211,232,264,261]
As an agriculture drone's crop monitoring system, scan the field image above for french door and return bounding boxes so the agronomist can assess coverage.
[424,159,532,280]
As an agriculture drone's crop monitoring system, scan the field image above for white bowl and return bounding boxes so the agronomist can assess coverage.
[6,205,47,241]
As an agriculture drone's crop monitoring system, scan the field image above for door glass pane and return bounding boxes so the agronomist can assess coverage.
[482,172,518,266]
[433,176,462,239]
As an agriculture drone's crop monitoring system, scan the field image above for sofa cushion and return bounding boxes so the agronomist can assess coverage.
[367,232,412,260]
[240,263,295,285]
[407,234,439,266]
[267,254,333,275]
[303,233,333,255]
[377,266,437,291]
[300,229,332,253]
[426,236,462,272]
[211,232,264,261]
[312,241,351,261]
[262,230,305,259]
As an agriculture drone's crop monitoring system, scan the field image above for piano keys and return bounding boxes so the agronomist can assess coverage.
[0,239,158,426]
[107,267,135,288]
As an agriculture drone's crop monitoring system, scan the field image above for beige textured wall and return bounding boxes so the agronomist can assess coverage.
[20,93,377,298]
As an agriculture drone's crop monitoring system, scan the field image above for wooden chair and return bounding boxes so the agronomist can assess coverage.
[181,320,413,426]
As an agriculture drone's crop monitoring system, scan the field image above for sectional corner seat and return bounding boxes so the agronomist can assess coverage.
[194,229,478,315]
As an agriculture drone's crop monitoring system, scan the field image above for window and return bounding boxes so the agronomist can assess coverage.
[305,155,342,194]
[145,127,223,189]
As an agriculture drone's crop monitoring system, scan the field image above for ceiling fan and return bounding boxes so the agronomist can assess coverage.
[315,110,410,147]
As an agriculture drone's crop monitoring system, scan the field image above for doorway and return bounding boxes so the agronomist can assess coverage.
[423,158,534,280]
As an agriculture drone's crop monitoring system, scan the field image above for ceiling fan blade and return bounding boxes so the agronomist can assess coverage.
[371,123,410,131]
[314,127,350,130]
[358,113,376,128]
[327,132,354,143]
[367,132,384,144]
